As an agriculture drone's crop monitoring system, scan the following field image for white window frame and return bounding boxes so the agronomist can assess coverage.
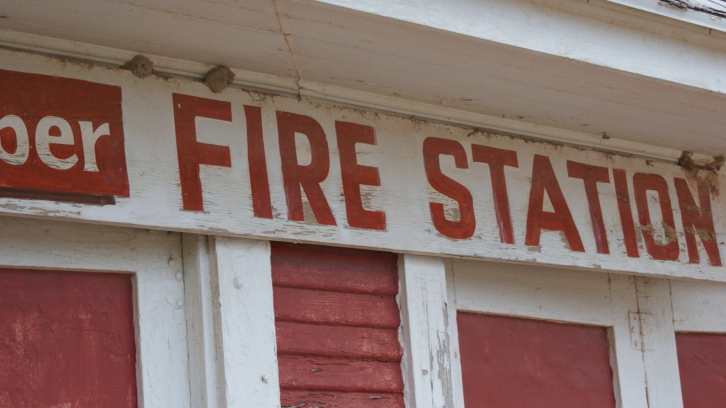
[398,254,651,408]
[0,216,191,408]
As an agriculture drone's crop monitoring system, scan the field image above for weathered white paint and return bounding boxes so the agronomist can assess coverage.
[0,216,191,408]
[212,237,280,408]
[453,260,649,407]
[398,254,456,408]
[443,260,466,408]
[607,0,726,33]
[4,0,726,157]
[182,234,221,408]
[671,279,726,332]
[634,277,684,408]
[608,274,649,408]
[1,51,725,282]
[0,29,686,163]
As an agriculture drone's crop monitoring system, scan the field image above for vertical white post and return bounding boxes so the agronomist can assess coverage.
[399,254,456,408]
[635,277,683,408]
[444,260,466,408]
[183,234,220,408]
[212,237,280,408]
[608,274,649,408]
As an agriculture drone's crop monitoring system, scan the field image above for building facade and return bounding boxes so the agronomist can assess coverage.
[1,0,725,407]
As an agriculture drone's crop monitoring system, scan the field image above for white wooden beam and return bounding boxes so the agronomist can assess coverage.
[398,254,456,408]
[635,277,684,408]
[212,237,280,408]
[608,274,649,408]
[182,234,220,408]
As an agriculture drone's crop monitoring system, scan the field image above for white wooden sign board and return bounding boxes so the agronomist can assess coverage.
[0,50,724,281]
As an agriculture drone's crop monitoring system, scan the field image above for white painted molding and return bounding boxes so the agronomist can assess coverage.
[635,277,684,408]
[608,274,649,408]
[398,254,456,408]
[452,260,650,408]
[444,260,466,408]
[0,29,683,163]
[212,237,280,408]
[183,235,221,408]
[671,279,726,332]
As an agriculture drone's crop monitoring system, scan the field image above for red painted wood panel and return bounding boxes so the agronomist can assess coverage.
[276,321,402,361]
[272,243,403,407]
[271,242,399,296]
[274,286,400,328]
[457,312,615,408]
[281,391,405,408]
[278,356,404,393]
[0,268,137,408]
[676,332,726,408]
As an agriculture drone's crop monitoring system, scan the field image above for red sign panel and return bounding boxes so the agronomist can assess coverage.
[0,69,128,205]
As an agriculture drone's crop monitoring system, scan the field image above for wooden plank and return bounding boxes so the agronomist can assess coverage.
[280,391,405,408]
[444,260,467,408]
[277,356,404,393]
[132,229,191,408]
[671,280,726,333]
[182,234,219,408]
[454,259,615,326]
[398,254,456,408]
[271,242,398,296]
[276,321,402,361]
[0,51,724,282]
[213,237,280,408]
[635,277,684,408]
[273,287,400,328]
[607,274,649,408]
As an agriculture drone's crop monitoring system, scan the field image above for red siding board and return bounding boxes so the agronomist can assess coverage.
[271,242,399,296]
[0,268,137,408]
[281,391,405,408]
[274,286,401,329]
[272,243,403,407]
[457,312,615,408]
[276,321,402,361]
[676,332,726,408]
[278,356,404,393]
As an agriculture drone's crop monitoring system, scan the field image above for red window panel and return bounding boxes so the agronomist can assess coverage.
[272,242,404,408]
[676,332,726,408]
[0,268,137,408]
[457,312,615,408]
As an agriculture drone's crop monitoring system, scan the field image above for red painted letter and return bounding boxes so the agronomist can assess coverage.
[674,178,721,266]
[245,105,272,219]
[525,155,584,252]
[613,169,639,258]
[471,144,518,244]
[277,111,336,225]
[336,121,386,231]
[423,137,475,239]
[633,173,679,261]
[173,93,232,212]
[567,161,611,254]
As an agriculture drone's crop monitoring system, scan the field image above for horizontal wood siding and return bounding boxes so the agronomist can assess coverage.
[272,242,403,408]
